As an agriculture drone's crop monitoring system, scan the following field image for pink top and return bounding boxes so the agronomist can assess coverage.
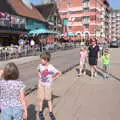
[80,51,87,62]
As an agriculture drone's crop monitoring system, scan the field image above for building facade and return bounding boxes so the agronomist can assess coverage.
[35,2,63,34]
[109,9,120,40]
[57,0,110,41]
[0,0,47,46]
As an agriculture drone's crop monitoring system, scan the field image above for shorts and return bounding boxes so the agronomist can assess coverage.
[1,106,24,120]
[89,57,98,66]
[37,84,52,101]
[103,64,109,72]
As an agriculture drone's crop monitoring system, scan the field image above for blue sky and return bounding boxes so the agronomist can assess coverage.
[109,0,120,9]
[30,0,120,9]
[29,0,41,5]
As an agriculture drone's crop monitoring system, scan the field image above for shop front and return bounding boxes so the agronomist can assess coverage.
[0,12,27,46]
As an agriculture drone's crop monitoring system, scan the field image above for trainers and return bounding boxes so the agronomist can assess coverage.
[78,72,82,77]
[39,111,45,120]
[94,72,97,77]
[49,112,56,120]
[91,73,94,79]
[106,74,110,78]
[83,71,86,75]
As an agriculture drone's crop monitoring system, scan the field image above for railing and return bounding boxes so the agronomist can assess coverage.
[0,42,81,61]
[0,20,26,29]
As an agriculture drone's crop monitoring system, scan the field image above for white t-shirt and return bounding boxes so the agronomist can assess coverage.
[30,40,35,46]
[37,64,59,86]
[18,39,24,46]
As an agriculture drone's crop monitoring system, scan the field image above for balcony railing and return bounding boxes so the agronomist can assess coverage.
[0,19,26,30]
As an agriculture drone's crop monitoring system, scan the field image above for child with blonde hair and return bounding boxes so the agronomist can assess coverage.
[79,46,87,76]
[102,48,110,78]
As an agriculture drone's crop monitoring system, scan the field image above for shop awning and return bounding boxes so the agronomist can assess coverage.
[57,32,75,37]
[57,33,64,37]
[67,32,75,36]
[29,28,57,34]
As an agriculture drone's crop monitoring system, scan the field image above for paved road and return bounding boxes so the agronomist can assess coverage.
[0,48,80,90]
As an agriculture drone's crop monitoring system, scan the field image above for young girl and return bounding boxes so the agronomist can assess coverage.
[102,48,110,78]
[79,46,87,76]
[0,62,27,120]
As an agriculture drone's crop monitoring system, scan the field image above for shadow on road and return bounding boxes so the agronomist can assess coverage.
[75,68,91,76]
[97,70,104,78]
[75,67,110,78]
[98,67,120,81]
[43,94,60,110]
[27,104,36,120]
[27,95,59,120]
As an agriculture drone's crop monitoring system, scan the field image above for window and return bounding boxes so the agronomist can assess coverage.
[85,24,89,28]
[85,32,89,40]
[83,0,89,12]
[83,1,89,8]
[83,8,89,12]
[83,0,89,2]
[83,16,90,25]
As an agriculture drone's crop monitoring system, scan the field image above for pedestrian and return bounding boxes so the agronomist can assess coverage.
[88,39,100,78]
[79,46,87,76]
[37,52,62,120]
[18,38,24,47]
[101,48,110,78]
[99,43,104,57]
[0,62,27,120]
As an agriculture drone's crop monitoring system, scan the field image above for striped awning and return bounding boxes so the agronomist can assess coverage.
[29,28,57,34]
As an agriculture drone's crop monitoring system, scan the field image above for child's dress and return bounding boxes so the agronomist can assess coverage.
[80,51,87,66]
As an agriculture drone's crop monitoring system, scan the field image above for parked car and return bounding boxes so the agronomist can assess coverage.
[110,40,120,48]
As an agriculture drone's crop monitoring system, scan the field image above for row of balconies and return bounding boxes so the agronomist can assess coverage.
[0,19,26,29]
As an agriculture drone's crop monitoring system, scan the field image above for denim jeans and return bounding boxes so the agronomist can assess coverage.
[1,106,24,120]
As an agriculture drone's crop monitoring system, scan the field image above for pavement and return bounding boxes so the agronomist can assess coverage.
[26,67,120,120]
[26,48,120,120]
[1,48,120,120]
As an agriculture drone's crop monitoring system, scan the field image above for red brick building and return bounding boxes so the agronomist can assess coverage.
[57,0,110,41]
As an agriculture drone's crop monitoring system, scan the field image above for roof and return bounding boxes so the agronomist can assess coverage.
[0,1,16,14]
[7,0,46,22]
[35,3,59,20]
